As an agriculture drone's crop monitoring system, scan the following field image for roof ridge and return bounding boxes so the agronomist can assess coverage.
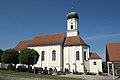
[33,32,65,40]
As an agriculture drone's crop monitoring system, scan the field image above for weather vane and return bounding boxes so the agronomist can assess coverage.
[71,6,75,12]
[71,6,74,10]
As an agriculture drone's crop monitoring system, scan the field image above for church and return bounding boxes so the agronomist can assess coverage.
[15,12,102,73]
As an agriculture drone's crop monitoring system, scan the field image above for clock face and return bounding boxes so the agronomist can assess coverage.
[71,22,73,24]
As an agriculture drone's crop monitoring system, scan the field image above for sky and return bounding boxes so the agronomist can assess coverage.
[0,0,120,61]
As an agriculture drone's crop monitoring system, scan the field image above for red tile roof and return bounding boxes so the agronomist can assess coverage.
[64,36,88,46]
[15,33,65,51]
[15,40,32,51]
[89,52,101,59]
[15,33,89,51]
[31,33,65,46]
[106,42,120,62]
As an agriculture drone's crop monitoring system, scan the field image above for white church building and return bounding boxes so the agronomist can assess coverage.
[15,12,102,73]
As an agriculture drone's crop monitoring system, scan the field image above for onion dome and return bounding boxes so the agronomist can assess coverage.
[67,12,79,19]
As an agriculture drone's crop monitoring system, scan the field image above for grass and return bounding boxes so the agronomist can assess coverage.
[0,70,83,80]
[0,77,8,80]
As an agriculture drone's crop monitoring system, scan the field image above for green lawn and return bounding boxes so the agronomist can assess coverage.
[0,77,8,80]
[0,70,83,80]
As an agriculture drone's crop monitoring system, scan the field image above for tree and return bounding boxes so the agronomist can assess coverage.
[19,48,39,69]
[1,49,19,66]
[102,62,112,73]
[0,49,3,63]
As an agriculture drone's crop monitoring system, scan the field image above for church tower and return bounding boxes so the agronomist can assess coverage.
[66,12,79,37]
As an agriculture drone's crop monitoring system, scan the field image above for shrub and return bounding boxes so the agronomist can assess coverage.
[43,70,48,74]
[43,67,48,74]
[86,72,96,75]
[57,71,65,75]
[33,67,43,74]
[38,67,43,74]
[99,71,102,75]
[49,68,53,75]
[7,64,15,71]
[17,66,28,72]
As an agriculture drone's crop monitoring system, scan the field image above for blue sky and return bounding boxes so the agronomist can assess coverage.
[0,0,120,61]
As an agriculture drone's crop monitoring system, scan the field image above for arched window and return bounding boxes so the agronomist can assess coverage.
[41,51,45,61]
[71,25,73,29]
[76,51,80,60]
[52,50,56,61]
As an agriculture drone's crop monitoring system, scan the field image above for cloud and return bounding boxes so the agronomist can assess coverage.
[84,33,120,40]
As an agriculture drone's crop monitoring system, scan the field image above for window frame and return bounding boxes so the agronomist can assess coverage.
[93,62,97,65]
[41,51,45,61]
[71,25,73,29]
[52,50,56,61]
[76,51,80,60]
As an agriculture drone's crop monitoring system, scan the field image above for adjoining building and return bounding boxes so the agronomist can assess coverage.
[15,12,102,73]
[106,42,120,79]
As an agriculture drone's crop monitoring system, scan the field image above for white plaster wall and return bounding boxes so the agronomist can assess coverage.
[89,59,102,73]
[82,46,90,72]
[66,30,78,37]
[82,46,89,61]
[63,46,84,72]
[0,63,9,69]
[28,45,62,71]
[67,18,78,30]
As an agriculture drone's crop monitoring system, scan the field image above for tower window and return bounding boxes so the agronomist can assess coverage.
[71,25,73,29]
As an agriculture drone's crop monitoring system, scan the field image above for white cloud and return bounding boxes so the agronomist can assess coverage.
[84,33,120,40]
